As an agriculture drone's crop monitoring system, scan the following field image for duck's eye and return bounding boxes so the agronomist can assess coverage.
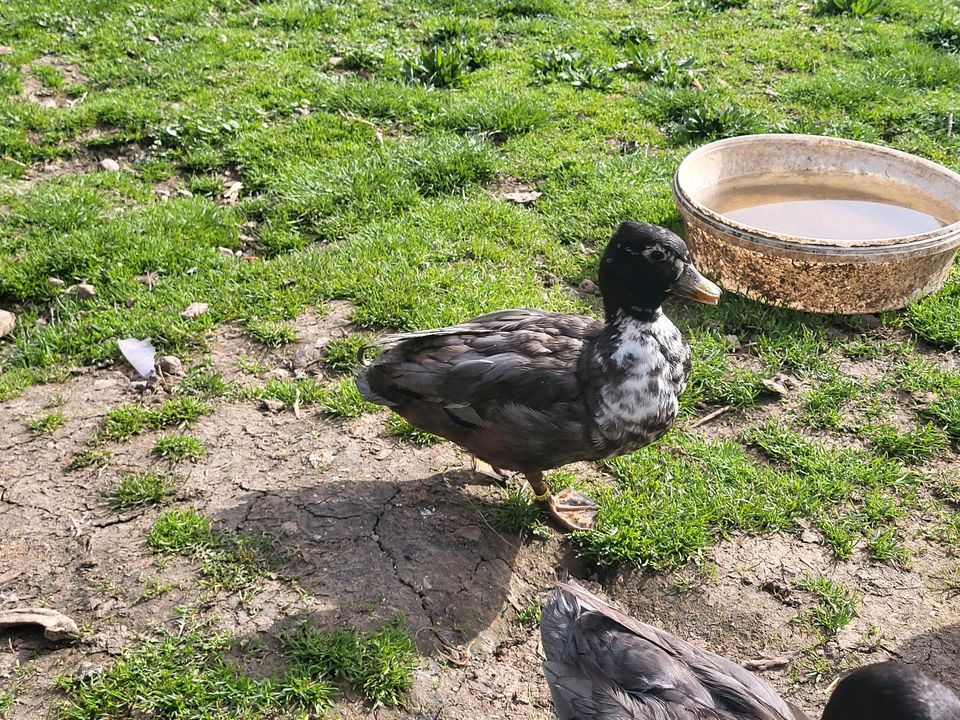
[648,249,666,261]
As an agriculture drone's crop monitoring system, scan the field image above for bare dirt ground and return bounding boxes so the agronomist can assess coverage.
[2,305,958,719]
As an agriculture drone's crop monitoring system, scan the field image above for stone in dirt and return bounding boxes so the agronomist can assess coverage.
[260,398,285,413]
[99,158,121,172]
[291,344,323,370]
[180,302,209,319]
[0,309,15,338]
[577,279,600,296]
[47,277,65,286]
[262,368,292,381]
[158,355,184,376]
[760,378,789,396]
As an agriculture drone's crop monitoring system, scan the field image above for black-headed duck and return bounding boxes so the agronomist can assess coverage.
[356,221,720,530]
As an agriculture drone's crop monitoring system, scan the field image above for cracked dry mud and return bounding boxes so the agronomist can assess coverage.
[2,304,959,719]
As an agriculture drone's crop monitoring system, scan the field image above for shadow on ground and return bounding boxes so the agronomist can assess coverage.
[214,468,574,655]
[895,621,960,689]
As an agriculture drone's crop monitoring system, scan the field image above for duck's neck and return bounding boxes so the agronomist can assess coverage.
[606,305,662,327]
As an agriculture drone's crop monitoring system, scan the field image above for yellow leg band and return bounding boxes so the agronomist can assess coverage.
[533,488,551,501]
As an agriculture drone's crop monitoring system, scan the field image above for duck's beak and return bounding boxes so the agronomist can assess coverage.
[670,263,721,305]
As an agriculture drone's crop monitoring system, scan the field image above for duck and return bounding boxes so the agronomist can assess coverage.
[541,581,960,720]
[355,220,721,531]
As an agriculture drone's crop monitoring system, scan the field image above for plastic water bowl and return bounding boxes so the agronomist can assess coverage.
[672,134,960,314]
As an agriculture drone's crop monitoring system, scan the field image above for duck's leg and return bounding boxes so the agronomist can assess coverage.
[526,471,598,532]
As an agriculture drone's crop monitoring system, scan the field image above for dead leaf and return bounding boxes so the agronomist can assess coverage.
[742,652,799,671]
[502,191,542,204]
[136,271,159,290]
[760,378,789,396]
[180,302,209,319]
[0,607,80,641]
[222,181,243,204]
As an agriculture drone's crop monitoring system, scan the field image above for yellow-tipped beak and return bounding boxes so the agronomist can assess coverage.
[670,263,721,305]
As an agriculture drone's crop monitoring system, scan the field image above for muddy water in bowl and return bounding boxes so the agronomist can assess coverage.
[705,173,955,241]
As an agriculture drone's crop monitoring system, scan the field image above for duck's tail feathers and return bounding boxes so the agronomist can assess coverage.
[353,371,395,407]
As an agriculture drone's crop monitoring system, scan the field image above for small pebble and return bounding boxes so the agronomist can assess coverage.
[217,246,235,256]
[760,378,789,396]
[260,398,285,413]
[262,368,292,381]
[158,355,184,376]
[99,158,121,172]
[578,278,600,296]
[47,277,65,286]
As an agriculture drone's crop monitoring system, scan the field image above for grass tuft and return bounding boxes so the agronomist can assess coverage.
[533,49,612,90]
[319,377,379,419]
[815,0,885,18]
[244,320,298,348]
[385,415,443,445]
[152,435,206,464]
[107,472,173,511]
[488,487,549,539]
[323,335,369,373]
[795,575,860,637]
[862,423,949,463]
[56,626,334,720]
[281,619,418,708]
[100,398,211,442]
[27,411,66,434]
[66,448,112,472]
[148,509,275,590]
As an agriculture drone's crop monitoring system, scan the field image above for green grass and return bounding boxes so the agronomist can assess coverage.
[27,411,66,434]
[574,426,916,569]
[152,434,206,464]
[385,415,443,446]
[795,575,861,637]
[862,423,949,463]
[107,472,173,511]
[488,487,550,539]
[866,527,910,566]
[800,375,860,430]
[65,448,111,472]
[280,619,418,708]
[318,376,378,418]
[176,365,231,398]
[148,509,276,590]
[100,398,211,442]
[323,335,369,373]
[56,625,334,720]
[242,375,376,417]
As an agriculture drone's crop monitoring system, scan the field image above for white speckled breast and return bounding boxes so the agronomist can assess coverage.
[595,310,689,450]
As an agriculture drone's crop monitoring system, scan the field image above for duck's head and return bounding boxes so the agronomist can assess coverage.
[822,661,960,720]
[597,220,721,322]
